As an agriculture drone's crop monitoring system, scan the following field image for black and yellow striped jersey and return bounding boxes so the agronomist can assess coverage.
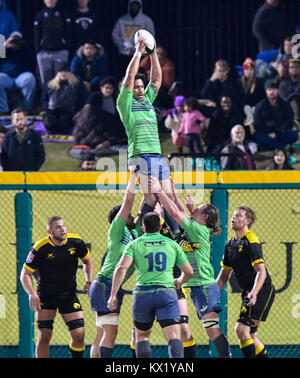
[24,233,89,298]
[221,229,272,291]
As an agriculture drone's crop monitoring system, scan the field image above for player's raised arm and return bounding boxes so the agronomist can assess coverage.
[123,39,146,91]
[149,48,162,92]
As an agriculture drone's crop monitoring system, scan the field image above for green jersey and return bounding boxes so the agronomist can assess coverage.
[123,232,188,288]
[116,84,161,159]
[98,214,140,282]
[181,216,216,287]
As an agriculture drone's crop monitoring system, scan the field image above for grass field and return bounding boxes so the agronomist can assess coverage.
[41,131,300,171]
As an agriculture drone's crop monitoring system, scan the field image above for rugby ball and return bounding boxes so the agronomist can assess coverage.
[134,29,156,55]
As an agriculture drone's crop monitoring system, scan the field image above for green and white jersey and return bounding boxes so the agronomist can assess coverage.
[98,214,140,282]
[123,232,188,288]
[117,84,161,159]
[181,216,216,287]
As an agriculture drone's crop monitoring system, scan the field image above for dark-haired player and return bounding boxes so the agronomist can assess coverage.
[107,212,193,358]
[20,216,93,358]
[89,168,141,358]
[217,206,275,358]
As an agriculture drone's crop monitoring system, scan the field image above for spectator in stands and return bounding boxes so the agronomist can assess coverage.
[252,0,293,52]
[112,0,155,79]
[252,81,298,150]
[34,0,72,86]
[268,148,294,170]
[206,94,245,153]
[0,125,7,171]
[164,95,186,153]
[279,59,300,125]
[70,41,108,94]
[140,45,175,109]
[1,108,45,171]
[239,58,265,107]
[271,36,295,72]
[0,33,36,114]
[201,59,244,112]
[220,124,257,170]
[177,97,206,155]
[73,92,126,149]
[0,0,19,39]
[42,66,87,134]
[98,76,117,115]
[71,0,101,52]
[80,154,97,171]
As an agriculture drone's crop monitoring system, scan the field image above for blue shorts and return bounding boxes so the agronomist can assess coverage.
[89,276,125,315]
[128,154,170,181]
[133,286,180,325]
[190,283,222,319]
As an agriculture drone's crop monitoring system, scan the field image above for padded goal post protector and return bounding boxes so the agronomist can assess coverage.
[15,192,34,358]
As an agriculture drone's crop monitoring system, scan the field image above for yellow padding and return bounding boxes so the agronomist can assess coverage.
[183,338,195,348]
[255,343,265,355]
[240,339,254,349]
[69,343,85,352]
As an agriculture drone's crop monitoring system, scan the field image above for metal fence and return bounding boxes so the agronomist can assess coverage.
[1,171,300,358]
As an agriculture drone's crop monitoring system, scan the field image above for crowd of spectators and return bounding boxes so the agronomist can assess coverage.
[0,0,299,172]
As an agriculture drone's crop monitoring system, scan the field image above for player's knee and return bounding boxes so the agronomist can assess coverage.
[234,322,250,340]
[66,318,84,332]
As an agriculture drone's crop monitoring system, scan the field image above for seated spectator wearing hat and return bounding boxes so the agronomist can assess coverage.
[70,40,108,94]
[80,153,98,171]
[42,65,87,134]
[252,81,298,150]
[279,59,300,126]
[220,124,257,170]
[1,108,45,171]
[239,58,265,108]
[164,95,185,153]
[0,33,36,114]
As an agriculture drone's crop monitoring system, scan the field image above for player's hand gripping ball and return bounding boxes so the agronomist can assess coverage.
[134,29,156,55]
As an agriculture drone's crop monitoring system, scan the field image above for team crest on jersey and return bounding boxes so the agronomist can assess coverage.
[26,252,35,264]
[238,245,243,253]
[68,248,76,255]
[47,253,55,259]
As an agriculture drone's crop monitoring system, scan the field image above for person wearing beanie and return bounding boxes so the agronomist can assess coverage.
[165,95,186,153]
[239,58,265,107]
[252,80,298,150]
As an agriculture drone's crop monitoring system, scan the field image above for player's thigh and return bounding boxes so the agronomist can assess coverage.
[162,324,181,341]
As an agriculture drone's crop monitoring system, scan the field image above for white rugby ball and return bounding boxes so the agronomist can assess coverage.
[134,29,156,54]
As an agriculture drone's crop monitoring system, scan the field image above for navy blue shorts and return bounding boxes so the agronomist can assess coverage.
[133,286,180,325]
[89,276,125,315]
[128,154,170,181]
[190,283,222,319]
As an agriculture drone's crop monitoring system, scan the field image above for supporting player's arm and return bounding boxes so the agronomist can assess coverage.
[119,167,137,222]
[20,266,42,311]
[107,255,133,311]
[123,39,146,91]
[247,262,267,306]
[174,262,194,289]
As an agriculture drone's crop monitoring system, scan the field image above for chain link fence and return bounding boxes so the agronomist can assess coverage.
[1,184,300,358]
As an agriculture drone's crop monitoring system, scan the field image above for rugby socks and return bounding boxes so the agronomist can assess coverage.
[136,340,152,358]
[69,343,85,358]
[131,343,136,358]
[213,333,232,358]
[240,339,255,358]
[99,346,113,358]
[183,338,196,358]
[168,339,184,358]
[255,343,268,358]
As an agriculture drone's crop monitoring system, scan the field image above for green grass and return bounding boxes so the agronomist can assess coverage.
[40,132,300,171]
